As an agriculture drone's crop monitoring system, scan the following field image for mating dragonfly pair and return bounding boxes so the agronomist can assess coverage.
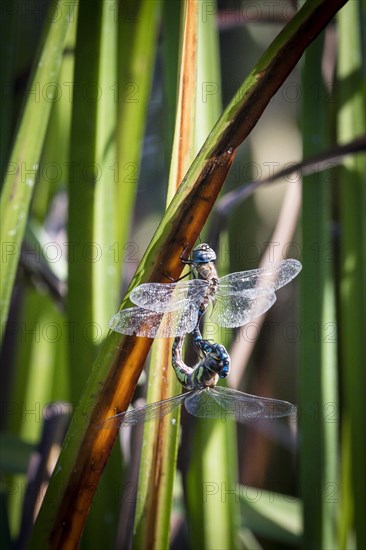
[102,244,301,428]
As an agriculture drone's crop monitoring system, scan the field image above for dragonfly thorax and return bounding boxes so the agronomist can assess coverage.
[190,244,219,284]
[188,244,220,327]
[191,362,219,389]
[193,260,218,282]
[190,342,230,389]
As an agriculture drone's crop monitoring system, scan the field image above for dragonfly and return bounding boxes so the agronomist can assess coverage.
[99,333,296,429]
[109,243,302,341]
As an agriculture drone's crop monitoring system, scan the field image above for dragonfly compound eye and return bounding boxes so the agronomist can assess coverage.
[192,243,217,264]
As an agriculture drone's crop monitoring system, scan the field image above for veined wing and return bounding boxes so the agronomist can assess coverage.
[210,287,276,328]
[209,386,296,422]
[109,305,199,337]
[218,259,302,294]
[99,392,191,428]
[131,279,208,312]
[184,389,225,418]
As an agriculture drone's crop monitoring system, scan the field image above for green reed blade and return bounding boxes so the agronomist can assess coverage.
[338,2,366,547]
[300,31,339,550]
[0,0,76,343]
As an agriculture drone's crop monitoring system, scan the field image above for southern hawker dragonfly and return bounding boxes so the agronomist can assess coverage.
[100,333,296,428]
[109,243,302,339]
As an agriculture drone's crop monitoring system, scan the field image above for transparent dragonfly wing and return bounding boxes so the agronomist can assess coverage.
[218,259,302,294]
[184,388,224,418]
[109,305,199,337]
[210,287,276,328]
[208,386,296,423]
[131,279,208,312]
[99,391,192,428]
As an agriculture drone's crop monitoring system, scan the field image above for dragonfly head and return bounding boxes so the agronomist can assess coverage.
[191,243,216,264]
[204,344,230,379]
